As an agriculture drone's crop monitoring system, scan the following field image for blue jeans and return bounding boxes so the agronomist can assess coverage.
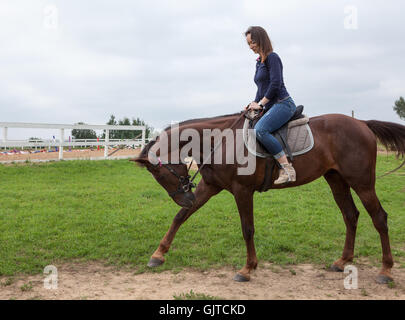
[254,97,297,159]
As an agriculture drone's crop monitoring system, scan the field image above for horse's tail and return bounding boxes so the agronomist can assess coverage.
[364,120,405,159]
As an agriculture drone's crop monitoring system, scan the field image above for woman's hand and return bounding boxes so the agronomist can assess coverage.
[246,101,262,111]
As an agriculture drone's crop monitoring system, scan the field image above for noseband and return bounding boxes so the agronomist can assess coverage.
[155,157,196,197]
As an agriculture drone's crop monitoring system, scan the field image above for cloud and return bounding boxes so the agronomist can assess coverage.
[0,0,404,139]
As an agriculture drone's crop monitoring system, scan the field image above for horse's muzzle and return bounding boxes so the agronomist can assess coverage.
[180,192,196,209]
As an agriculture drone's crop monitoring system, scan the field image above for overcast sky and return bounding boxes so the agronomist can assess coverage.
[0,0,404,139]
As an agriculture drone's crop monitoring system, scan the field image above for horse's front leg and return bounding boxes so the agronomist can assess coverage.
[233,186,257,282]
[148,179,222,267]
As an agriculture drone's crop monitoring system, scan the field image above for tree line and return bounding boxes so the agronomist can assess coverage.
[393,96,405,121]
[68,97,405,140]
[71,115,153,140]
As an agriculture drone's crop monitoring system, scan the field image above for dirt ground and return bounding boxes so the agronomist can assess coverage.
[0,148,142,163]
[0,149,202,170]
[1,260,404,300]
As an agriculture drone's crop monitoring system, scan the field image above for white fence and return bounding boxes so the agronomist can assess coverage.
[3,138,146,150]
[0,122,147,160]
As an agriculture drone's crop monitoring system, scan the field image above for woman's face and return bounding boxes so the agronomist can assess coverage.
[246,33,259,54]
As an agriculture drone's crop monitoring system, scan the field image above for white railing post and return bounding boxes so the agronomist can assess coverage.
[59,128,64,160]
[2,127,7,151]
[0,122,145,159]
[141,128,146,149]
[104,129,109,158]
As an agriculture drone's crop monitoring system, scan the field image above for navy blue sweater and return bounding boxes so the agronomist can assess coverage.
[254,52,290,109]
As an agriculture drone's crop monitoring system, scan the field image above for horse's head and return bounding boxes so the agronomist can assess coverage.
[132,156,196,209]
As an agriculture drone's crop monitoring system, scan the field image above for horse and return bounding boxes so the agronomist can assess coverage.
[132,111,405,284]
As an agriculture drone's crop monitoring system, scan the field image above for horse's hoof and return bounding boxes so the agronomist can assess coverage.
[376,274,394,284]
[147,257,164,268]
[233,273,250,282]
[329,264,344,272]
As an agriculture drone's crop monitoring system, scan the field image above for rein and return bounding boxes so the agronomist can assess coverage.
[156,110,247,196]
[188,110,247,185]
[108,132,143,157]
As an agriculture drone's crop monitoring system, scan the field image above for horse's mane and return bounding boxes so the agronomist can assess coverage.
[139,111,242,158]
[162,112,242,131]
[139,139,157,159]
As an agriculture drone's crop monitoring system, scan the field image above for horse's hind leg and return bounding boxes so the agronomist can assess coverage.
[324,170,360,271]
[351,185,394,284]
[148,178,222,267]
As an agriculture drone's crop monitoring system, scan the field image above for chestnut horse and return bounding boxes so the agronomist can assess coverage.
[133,112,405,283]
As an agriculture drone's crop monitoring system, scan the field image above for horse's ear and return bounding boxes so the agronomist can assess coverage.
[130,157,150,167]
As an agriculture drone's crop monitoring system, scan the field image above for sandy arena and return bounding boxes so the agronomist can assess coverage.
[0,148,142,163]
[1,260,404,300]
[0,148,202,170]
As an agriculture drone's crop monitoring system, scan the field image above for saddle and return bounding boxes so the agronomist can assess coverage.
[243,105,314,192]
[245,104,305,123]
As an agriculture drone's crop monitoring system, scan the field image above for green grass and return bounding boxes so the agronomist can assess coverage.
[0,155,404,276]
[173,290,221,300]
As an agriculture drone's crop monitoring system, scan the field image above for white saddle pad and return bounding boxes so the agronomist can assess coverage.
[243,116,314,158]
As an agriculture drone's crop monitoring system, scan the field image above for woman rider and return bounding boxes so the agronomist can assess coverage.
[245,26,297,184]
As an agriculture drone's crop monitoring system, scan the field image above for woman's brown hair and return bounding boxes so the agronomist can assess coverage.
[245,26,273,63]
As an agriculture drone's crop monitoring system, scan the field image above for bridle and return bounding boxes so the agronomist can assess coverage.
[152,110,247,198]
[155,158,196,197]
